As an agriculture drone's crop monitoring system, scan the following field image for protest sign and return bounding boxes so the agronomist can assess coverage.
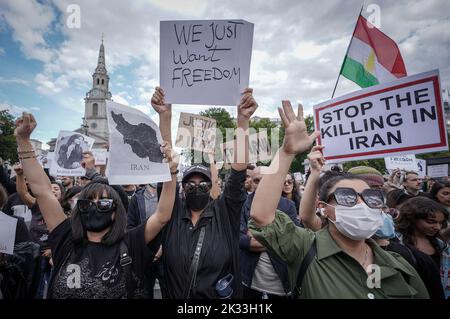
[293,172,303,183]
[106,101,171,185]
[314,70,447,163]
[160,19,254,106]
[0,212,17,255]
[384,154,417,171]
[44,152,54,169]
[221,130,272,164]
[91,148,108,165]
[416,159,426,178]
[175,112,217,153]
[427,164,448,178]
[50,131,94,177]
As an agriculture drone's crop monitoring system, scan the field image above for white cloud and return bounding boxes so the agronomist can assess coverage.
[1,0,450,143]
[111,94,129,106]
[0,76,29,85]
[0,0,56,62]
[0,101,31,115]
[0,48,4,56]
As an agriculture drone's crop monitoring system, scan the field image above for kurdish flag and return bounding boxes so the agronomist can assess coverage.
[340,15,407,88]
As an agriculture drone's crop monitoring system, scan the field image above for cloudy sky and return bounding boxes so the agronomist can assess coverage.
[0,0,449,146]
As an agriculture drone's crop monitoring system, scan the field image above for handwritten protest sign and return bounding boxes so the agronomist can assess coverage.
[160,20,254,106]
[314,70,447,163]
[427,164,448,178]
[221,130,272,164]
[106,101,171,185]
[92,149,108,165]
[384,155,417,171]
[175,112,216,153]
[0,212,17,255]
[50,131,94,177]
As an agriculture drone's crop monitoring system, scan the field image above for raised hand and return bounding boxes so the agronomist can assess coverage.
[81,151,95,170]
[278,100,319,155]
[151,87,172,115]
[14,112,36,140]
[237,88,258,120]
[308,145,325,173]
[13,163,24,175]
[160,141,179,173]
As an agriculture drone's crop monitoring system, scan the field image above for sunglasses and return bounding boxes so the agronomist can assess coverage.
[327,187,384,209]
[284,180,293,185]
[183,181,212,193]
[77,199,115,213]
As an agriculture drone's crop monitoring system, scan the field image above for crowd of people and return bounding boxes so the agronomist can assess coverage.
[0,88,449,299]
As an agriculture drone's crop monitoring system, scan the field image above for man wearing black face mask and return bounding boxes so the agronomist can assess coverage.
[157,88,258,299]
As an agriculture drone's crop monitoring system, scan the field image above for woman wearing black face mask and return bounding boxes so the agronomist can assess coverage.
[152,87,258,299]
[14,109,178,299]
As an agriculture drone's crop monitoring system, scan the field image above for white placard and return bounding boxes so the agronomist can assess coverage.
[427,164,448,178]
[416,159,426,178]
[221,131,272,164]
[50,131,94,177]
[175,112,216,153]
[160,20,254,106]
[314,70,448,163]
[0,211,17,255]
[384,154,417,171]
[91,149,108,166]
[293,172,303,182]
[44,152,54,169]
[106,101,171,185]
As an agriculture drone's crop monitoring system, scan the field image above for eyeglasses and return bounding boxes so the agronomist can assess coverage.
[77,199,115,213]
[183,181,212,193]
[327,187,385,209]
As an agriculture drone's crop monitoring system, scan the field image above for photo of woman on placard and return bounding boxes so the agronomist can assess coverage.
[57,134,87,169]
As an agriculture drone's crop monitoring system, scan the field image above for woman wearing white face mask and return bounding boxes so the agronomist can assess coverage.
[248,100,429,299]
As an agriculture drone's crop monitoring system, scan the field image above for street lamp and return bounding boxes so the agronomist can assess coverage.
[82,117,89,136]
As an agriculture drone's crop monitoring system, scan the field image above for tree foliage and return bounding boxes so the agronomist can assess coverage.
[0,110,18,163]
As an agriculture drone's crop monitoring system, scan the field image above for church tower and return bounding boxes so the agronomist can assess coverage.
[81,38,112,147]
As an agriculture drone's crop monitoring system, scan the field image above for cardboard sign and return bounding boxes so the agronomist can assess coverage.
[175,112,216,153]
[160,20,254,106]
[384,155,418,171]
[91,149,108,166]
[0,212,17,255]
[314,70,447,163]
[427,164,448,178]
[50,131,94,176]
[221,131,272,164]
[106,101,171,185]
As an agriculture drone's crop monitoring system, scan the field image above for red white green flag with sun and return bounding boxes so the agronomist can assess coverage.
[340,14,407,88]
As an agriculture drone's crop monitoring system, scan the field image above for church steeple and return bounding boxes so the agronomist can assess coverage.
[90,35,111,96]
[95,34,107,74]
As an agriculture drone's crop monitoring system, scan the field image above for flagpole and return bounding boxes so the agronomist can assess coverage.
[331,5,364,99]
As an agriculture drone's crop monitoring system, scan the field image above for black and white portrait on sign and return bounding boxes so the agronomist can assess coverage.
[50,131,94,177]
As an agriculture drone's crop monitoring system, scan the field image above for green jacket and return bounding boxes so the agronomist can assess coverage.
[249,211,429,299]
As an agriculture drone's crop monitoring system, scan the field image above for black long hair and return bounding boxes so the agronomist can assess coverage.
[71,182,127,245]
[396,196,448,253]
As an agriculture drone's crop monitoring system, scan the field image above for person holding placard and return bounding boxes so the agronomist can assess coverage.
[249,100,428,299]
[151,86,257,299]
[13,111,178,299]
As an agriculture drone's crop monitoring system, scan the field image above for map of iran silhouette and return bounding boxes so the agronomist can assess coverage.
[110,111,164,163]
